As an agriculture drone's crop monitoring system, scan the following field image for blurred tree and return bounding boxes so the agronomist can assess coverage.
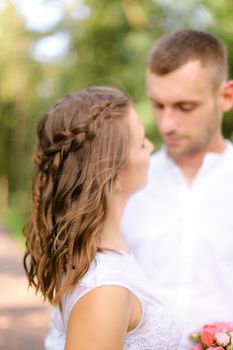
[0,0,58,211]
[1,0,233,235]
[0,0,35,208]
[55,0,164,99]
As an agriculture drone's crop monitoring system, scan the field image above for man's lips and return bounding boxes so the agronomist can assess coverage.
[164,135,184,145]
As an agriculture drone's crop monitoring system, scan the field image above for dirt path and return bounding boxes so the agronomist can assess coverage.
[0,227,50,350]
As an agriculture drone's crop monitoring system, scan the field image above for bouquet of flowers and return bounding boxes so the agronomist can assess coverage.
[191,323,233,350]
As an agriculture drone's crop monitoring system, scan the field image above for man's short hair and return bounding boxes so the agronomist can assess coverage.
[148,29,228,87]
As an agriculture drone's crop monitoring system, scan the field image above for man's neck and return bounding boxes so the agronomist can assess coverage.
[175,154,205,184]
[170,139,226,184]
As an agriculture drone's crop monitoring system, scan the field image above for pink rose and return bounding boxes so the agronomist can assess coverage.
[204,322,233,333]
[202,325,219,335]
[192,344,202,350]
[201,331,215,346]
[215,332,230,346]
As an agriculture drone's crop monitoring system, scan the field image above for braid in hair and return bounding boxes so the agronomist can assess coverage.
[23,87,131,304]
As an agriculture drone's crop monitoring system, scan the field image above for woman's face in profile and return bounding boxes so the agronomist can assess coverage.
[118,106,154,196]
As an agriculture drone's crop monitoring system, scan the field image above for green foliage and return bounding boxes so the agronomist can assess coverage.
[1,0,233,235]
[0,206,26,245]
[56,0,164,100]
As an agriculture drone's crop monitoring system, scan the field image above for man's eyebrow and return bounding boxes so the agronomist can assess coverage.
[149,97,162,103]
[149,98,200,104]
[174,100,199,105]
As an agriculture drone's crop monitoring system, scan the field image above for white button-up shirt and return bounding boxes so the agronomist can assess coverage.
[122,141,233,349]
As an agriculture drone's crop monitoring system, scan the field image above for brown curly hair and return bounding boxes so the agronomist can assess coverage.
[23,86,131,305]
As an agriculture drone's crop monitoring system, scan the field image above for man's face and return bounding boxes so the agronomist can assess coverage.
[146,60,224,161]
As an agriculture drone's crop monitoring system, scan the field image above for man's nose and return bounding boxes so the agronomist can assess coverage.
[159,107,177,134]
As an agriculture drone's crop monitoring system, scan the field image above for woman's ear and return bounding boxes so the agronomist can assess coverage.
[114,174,123,192]
[220,80,233,112]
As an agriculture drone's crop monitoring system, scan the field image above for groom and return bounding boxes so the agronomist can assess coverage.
[122,29,233,349]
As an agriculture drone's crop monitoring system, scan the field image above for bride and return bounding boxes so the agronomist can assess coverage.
[23,86,183,349]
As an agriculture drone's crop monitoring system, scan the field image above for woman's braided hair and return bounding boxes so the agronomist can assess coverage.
[23,86,131,304]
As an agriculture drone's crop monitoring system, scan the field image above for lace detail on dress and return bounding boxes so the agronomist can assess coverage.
[77,252,183,350]
[45,251,183,350]
[125,303,183,350]
[78,252,144,288]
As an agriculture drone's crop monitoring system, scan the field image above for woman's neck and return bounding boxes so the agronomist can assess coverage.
[99,194,129,253]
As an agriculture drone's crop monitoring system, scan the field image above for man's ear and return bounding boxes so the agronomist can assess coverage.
[220,80,233,112]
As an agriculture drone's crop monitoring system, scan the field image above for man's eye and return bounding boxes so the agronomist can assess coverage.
[153,103,164,110]
[180,105,195,112]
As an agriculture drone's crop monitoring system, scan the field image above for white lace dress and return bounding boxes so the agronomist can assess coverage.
[45,250,183,350]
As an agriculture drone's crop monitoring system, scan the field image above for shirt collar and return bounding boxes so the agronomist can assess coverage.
[162,140,232,170]
[156,140,233,185]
